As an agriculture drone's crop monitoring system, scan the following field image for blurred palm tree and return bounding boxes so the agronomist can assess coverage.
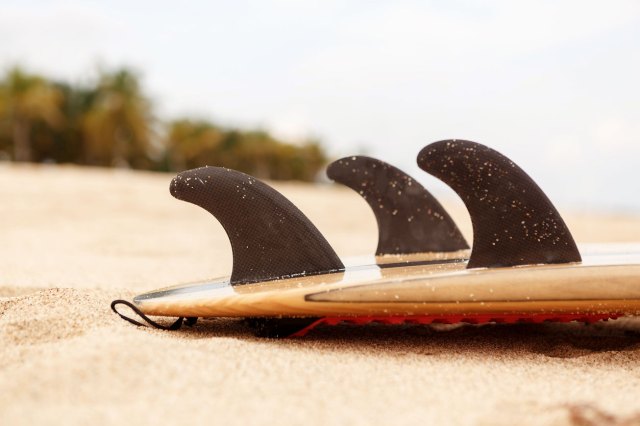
[82,69,153,168]
[0,68,64,161]
[0,66,329,181]
[45,82,96,163]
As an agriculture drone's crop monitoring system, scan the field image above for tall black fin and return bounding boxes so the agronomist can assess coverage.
[170,167,344,284]
[327,156,469,255]
[417,140,581,268]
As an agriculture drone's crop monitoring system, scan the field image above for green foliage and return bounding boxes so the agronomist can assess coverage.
[0,68,65,162]
[164,120,327,180]
[0,66,328,181]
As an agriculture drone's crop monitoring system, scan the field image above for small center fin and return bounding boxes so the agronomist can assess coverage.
[327,156,469,255]
[417,140,581,268]
[171,167,344,284]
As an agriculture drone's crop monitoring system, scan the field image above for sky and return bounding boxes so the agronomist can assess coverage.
[1,0,640,212]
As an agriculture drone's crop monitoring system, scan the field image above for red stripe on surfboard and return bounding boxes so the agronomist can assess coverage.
[288,313,622,338]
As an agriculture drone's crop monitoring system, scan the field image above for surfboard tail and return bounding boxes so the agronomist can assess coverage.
[112,140,606,338]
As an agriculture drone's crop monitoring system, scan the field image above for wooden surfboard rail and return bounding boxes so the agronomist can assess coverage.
[133,249,640,318]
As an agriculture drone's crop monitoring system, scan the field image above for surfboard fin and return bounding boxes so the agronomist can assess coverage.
[327,156,469,255]
[170,166,345,284]
[418,140,581,269]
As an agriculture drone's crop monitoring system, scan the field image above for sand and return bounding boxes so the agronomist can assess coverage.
[1,163,640,426]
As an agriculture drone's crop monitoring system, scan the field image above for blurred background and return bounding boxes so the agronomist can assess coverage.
[1,0,639,211]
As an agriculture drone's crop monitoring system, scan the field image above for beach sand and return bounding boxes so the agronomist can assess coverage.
[2,164,640,426]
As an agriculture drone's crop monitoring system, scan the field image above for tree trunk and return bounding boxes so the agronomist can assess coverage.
[112,127,129,168]
[13,118,31,162]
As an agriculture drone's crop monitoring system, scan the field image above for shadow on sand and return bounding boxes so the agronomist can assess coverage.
[172,316,640,359]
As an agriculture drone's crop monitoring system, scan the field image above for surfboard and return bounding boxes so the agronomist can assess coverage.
[128,246,640,336]
[111,140,640,337]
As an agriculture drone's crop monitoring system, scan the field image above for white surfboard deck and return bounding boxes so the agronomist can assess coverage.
[133,244,640,318]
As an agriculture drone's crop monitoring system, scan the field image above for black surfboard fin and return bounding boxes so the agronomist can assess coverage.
[170,166,344,284]
[417,140,581,269]
[327,156,469,255]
